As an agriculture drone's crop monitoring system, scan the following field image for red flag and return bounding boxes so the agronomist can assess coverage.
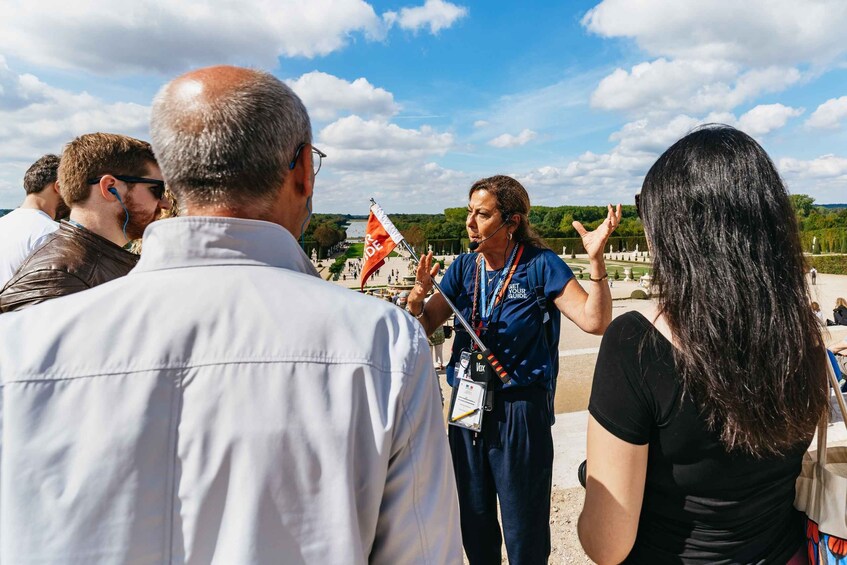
[360,202,404,290]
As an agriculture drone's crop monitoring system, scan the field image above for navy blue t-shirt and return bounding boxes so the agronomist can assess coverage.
[440,245,573,390]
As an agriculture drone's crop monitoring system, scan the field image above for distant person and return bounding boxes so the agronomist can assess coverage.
[579,125,827,564]
[428,324,445,371]
[812,300,825,324]
[0,66,460,563]
[0,133,170,312]
[0,154,67,287]
[810,266,817,285]
[832,297,847,326]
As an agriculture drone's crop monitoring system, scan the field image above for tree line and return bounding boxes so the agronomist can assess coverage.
[300,196,846,258]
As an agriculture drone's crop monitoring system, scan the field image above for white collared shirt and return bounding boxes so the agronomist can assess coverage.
[0,216,460,564]
[0,208,59,288]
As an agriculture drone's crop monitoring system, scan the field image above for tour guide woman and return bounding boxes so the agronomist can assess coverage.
[578,126,828,564]
[407,175,620,564]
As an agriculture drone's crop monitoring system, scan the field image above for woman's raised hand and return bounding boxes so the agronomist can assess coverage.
[410,251,440,302]
[573,204,622,259]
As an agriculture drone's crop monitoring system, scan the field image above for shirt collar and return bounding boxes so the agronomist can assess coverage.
[133,216,320,277]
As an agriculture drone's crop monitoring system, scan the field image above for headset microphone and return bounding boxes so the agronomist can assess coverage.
[109,187,131,242]
[468,221,509,251]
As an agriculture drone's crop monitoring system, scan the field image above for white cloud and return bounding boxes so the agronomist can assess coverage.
[385,0,468,34]
[610,114,702,154]
[515,150,650,205]
[0,0,387,74]
[590,58,800,115]
[0,65,150,159]
[514,117,686,204]
[287,71,398,122]
[0,58,50,111]
[314,114,462,212]
[473,120,489,128]
[315,162,469,212]
[736,103,803,136]
[488,129,537,148]
[780,154,847,179]
[0,61,150,206]
[318,114,453,171]
[583,1,847,121]
[779,154,847,202]
[806,96,847,130]
[582,0,847,67]
[514,109,834,206]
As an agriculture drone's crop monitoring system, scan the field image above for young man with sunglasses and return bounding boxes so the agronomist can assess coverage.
[0,132,170,312]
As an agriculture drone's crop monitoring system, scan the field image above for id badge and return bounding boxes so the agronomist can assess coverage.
[454,350,471,382]
[448,377,486,432]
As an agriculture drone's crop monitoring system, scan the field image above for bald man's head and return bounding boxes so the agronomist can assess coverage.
[150,65,311,210]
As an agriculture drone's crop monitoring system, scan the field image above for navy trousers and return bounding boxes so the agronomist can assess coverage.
[448,386,554,565]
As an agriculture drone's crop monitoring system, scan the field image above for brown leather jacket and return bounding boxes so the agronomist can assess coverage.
[0,221,138,313]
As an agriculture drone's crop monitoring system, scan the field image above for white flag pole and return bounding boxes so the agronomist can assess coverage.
[369,198,487,353]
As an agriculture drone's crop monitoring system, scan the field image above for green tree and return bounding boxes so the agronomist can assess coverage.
[790,194,815,217]
[313,223,341,257]
[542,209,564,230]
[402,225,426,251]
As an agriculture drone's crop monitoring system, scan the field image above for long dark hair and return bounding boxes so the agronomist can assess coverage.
[468,175,548,249]
[640,125,827,457]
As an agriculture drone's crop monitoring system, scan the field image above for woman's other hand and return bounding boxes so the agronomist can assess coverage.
[573,203,622,259]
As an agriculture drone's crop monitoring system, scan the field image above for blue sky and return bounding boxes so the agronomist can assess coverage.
[1,0,846,214]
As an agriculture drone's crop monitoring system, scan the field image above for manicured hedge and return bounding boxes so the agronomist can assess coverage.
[807,255,847,275]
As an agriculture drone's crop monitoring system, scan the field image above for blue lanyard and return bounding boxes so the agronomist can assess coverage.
[479,243,520,323]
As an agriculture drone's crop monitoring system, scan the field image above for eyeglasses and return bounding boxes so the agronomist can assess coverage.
[288,143,327,176]
[635,193,641,218]
[88,175,166,200]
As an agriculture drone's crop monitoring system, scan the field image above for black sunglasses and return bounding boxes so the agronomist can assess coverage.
[88,175,166,200]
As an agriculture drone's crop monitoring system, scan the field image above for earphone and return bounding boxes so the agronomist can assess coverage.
[109,187,131,242]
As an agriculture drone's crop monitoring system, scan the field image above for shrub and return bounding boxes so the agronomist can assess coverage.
[807,255,847,275]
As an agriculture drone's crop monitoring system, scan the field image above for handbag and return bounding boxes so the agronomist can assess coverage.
[795,353,847,562]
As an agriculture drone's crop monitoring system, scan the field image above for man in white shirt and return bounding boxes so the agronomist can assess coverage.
[0,66,460,563]
[0,154,67,287]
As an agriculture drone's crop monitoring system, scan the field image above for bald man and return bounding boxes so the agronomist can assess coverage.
[0,66,460,563]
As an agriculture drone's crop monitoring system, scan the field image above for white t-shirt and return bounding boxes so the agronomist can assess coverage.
[0,208,59,288]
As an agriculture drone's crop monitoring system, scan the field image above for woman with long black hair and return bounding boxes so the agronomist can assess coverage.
[578,125,828,564]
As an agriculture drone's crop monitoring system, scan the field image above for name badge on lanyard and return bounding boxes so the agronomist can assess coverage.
[449,350,485,431]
